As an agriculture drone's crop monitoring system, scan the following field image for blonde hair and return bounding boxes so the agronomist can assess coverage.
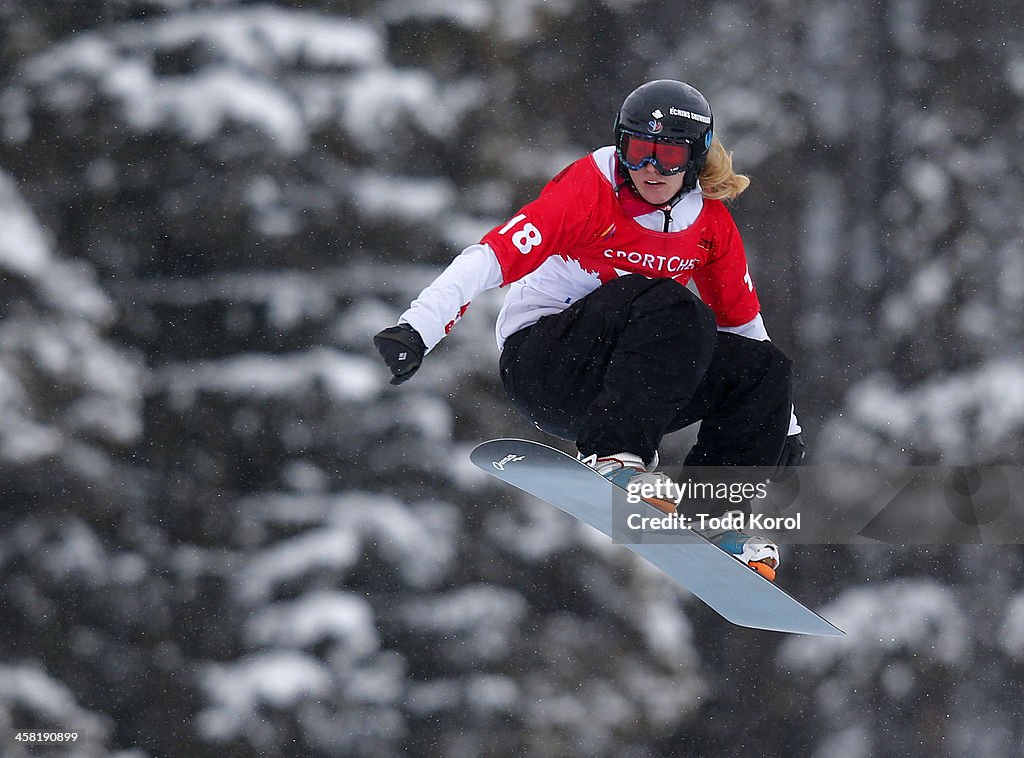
[699,136,750,201]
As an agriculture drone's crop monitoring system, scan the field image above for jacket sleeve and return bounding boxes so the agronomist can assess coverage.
[690,204,761,327]
[400,157,597,351]
[718,313,770,341]
[399,244,503,352]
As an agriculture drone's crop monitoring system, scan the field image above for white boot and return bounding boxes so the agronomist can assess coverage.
[581,452,678,514]
[707,526,781,581]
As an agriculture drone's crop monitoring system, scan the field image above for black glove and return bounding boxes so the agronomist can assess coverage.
[373,324,427,385]
[771,433,805,482]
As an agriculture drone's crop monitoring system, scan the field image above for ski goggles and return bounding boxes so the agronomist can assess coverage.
[618,130,691,176]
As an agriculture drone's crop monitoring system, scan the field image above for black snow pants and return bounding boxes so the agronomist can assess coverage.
[499,274,792,468]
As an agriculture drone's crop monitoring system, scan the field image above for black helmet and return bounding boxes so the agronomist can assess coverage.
[614,80,714,192]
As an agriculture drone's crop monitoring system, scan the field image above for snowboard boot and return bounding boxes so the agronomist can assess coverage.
[707,527,781,581]
[582,452,678,514]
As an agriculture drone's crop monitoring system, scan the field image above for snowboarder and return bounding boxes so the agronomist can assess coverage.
[374,80,804,580]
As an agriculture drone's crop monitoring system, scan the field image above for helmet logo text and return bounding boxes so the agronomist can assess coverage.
[669,107,712,124]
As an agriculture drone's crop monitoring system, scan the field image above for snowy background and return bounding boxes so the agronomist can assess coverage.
[1,1,1024,756]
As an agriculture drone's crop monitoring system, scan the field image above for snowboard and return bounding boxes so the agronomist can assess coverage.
[471,438,845,637]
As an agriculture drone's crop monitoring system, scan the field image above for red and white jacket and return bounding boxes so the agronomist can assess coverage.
[401,146,768,347]
[400,146,799,433]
